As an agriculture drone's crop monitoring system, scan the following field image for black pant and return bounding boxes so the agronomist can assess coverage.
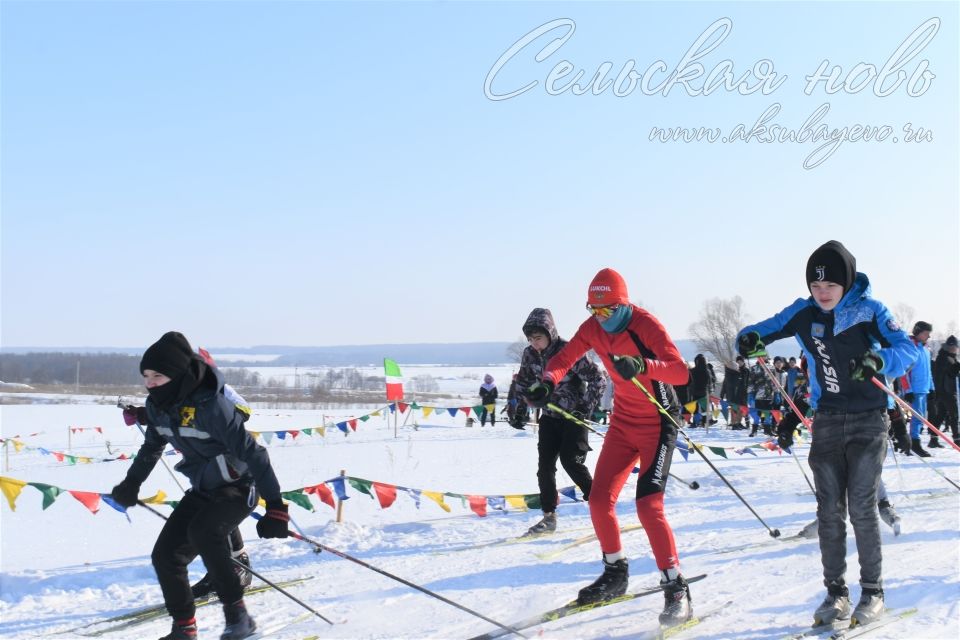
[152,484,257,619]
[930,393,959,438]
[480,407,495,426]
[537,414,592,512]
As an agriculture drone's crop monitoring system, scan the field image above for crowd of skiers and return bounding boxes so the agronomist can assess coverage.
[106,239,957,640]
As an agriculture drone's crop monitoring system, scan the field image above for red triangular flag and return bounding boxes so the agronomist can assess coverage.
[468,495,487,517]
[373,482,397,509]
[69,490,101,514]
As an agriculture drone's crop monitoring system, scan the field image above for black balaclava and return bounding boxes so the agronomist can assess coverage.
[140,331,206,409]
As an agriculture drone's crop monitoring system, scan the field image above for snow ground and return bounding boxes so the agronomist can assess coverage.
[1,389,958,640]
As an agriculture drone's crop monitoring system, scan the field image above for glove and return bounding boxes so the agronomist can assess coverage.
[849,350,884,381]
[737,332,767,358]
[610,354,646,380]
[256,501,290,539]
[122,405,148,426]
[110,477,141,508]
[523,380,555,408]
[777,427,794,451]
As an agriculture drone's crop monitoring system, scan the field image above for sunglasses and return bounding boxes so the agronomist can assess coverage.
[586,303,620,319]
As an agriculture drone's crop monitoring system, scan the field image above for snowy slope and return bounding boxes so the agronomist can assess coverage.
[1,394,958,640]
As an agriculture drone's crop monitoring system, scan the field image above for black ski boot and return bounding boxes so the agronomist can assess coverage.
[928,436,942,448]
[159,618,198,640]
[191,552,252,599]
[220,599,256,640]
[911,438,931,457]
[577,557,629,605]
[659,573,692,626]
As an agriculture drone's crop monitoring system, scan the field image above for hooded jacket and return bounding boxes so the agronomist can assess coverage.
[512,308,606,418]
[125,366,282,503]
[737,272,917,412]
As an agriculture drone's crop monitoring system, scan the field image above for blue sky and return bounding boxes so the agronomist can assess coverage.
[2,1,957,349]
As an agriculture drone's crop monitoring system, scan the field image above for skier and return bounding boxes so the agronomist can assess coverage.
[900,321,935,454]
[523,268,693,626]
[478,374,498,426]
[109,332,290,640]
[736,241,917,628]
[510,308,605,536]
[930,335,960,442]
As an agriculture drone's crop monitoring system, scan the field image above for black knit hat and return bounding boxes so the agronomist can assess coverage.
[140,331,195,377]
[912,321,933,336]
[806,240,857,295]
[946,335,958,347]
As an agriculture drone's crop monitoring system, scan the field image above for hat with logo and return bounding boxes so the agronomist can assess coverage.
[140,331,195,378]
[587,268,629,306]
[805,240,857,295]
[912,320,933,335]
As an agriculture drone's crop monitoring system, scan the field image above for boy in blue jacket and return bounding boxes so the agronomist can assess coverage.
[736,241,917,629]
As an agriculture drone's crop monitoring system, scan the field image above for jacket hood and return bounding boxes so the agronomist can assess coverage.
[522,308,560,342]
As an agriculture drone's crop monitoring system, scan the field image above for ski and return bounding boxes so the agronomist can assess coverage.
[435,523,596,554]
[536,523,645,561]
[465,573,708,640]
[70,577,314,637]
[654,599,733,640]
[829,607,917,640]
[782,607,917,640]
[713,532,808,555]
[246,610,314,638]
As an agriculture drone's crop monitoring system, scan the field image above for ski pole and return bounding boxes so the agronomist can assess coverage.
[790,448,816,495]
[117,397,186,493]
[667,472,699,490]
[870,378,960,454]
[888,439,910,501]
[756,358,812,429]
[546,403,698,490]
[909,451,960,492]
[135,502,335,625]
[628,377,782,538]
[255,513,528,638]
[545,403,605,436]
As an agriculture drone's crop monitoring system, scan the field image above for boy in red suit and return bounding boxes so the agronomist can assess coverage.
[524,268,692,625]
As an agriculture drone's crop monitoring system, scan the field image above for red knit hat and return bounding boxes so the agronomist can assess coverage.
[587,268,629,306]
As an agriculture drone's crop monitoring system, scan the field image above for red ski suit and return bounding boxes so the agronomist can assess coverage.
[543,305,689,570]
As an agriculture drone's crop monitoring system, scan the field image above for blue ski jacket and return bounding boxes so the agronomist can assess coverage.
[904,338,934,394]
[737,272,917,413]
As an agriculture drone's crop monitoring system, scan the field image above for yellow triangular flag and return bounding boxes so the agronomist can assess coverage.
[316,425,326,437]
[505,495,528,510]
[422,406,434,418]
[422,491,451,512]
[0,476,28,511]
[12,440,25,453]
[141,490,168,504]
[684,401,698,413]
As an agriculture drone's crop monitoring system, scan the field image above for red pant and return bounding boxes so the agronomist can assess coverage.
[588,420,680,570]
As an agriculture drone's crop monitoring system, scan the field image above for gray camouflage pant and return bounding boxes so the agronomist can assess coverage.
[808,408,888,589]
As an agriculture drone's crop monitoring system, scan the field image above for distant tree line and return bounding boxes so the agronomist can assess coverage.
[0,353,142,385]
[0,353,442,397]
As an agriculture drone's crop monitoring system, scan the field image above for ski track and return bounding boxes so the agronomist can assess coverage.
[1,400,958,639]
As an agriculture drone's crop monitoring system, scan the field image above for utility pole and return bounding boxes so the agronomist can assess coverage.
[75,360,80,393]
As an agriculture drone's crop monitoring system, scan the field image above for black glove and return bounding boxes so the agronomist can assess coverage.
[611,354,646,380]
[256,501,290,538]
[737,332,767,358]
[523,380,555,408]
[849,350,884,381]
[110,477,141,508]
[777,427,794,451]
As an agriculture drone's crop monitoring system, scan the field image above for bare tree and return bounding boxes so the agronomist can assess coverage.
[506,337,526,363]
[688,296,748,367]
[891,303,915,332]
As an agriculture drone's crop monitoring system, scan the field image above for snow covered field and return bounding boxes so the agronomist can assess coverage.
[1,385,958,639]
